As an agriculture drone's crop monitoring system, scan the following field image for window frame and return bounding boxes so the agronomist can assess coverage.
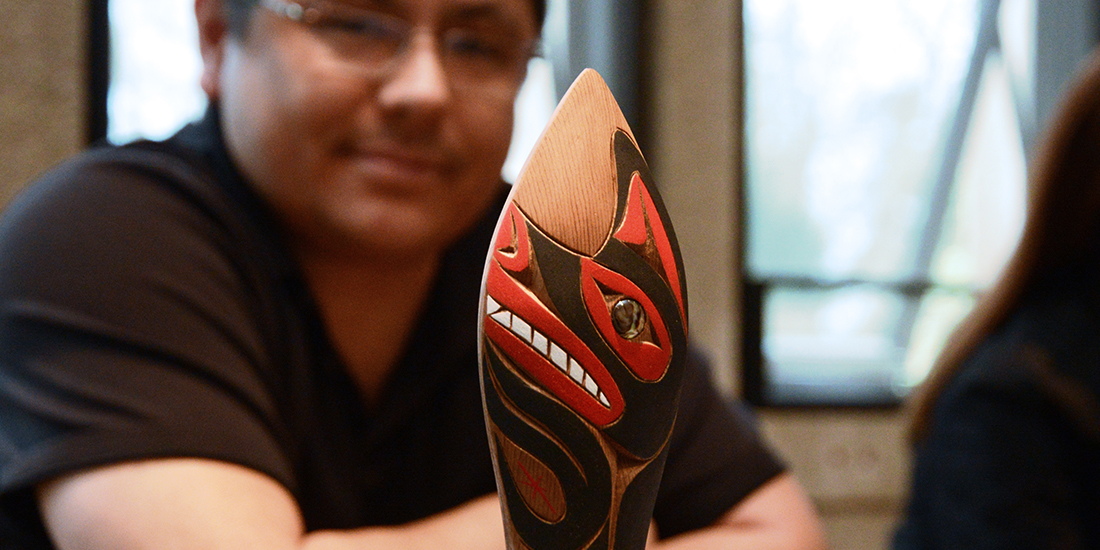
[738,0,1100,408]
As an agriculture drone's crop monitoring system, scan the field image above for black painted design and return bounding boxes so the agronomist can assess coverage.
[480,131,689,549]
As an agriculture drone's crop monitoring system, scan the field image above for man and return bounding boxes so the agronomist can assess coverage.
[0,0,826,548]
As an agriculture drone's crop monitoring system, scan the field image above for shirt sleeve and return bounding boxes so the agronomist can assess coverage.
[0,149,294,500]
[652,348,785,537]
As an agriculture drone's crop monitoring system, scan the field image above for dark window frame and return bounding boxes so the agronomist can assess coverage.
[86,0,110,145]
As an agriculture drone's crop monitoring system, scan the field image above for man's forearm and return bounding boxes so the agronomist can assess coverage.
[39,458,506,550]
[303,495,506,550]
[648,474,828,550]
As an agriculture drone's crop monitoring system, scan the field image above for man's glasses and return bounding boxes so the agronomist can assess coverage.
[260,0,537,97]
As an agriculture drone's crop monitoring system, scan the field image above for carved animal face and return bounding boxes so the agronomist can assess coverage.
[480,128,688,550]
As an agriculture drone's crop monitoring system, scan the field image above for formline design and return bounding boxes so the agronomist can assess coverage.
[478,69,690,550]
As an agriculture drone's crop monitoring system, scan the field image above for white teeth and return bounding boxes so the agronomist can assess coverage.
[488,295,611,409]
[532,332,549,355]
[486,296,501,315]
[568,358,585,384]
[583,374,599,397]
[511,316,533,343]
[549,343,568,371]
[491,310,512,327]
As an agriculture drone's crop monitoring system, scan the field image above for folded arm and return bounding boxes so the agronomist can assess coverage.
[40,460,824,550]
[649,473,828,550]
[38,458,507,550]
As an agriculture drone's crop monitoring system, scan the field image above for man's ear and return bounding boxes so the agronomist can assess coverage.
[195,0,229,100]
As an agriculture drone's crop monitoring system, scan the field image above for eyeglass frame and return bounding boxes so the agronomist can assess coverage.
[258,0,540,98]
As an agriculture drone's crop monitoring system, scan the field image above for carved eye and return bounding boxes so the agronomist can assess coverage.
[581,259,671,381]
[611,298,646,339]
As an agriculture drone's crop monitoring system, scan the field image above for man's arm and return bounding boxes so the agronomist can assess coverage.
[40,458,824,550]
[650,473,828,550]
[38,458,507,550]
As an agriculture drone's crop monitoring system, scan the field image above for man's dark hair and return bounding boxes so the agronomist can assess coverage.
[225,0,547,37]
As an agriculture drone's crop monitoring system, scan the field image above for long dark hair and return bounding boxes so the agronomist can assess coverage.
[909,47,1100,442]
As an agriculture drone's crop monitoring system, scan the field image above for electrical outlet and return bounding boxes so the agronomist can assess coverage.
[759,411,910,502]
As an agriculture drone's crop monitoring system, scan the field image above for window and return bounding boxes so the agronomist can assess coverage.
[742,0,1098,406]
[104,0,206,145]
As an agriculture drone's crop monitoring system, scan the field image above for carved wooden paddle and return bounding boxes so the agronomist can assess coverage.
[479,69,689,550]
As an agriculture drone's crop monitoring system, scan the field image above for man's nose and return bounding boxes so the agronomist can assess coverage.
[377,33,451,115]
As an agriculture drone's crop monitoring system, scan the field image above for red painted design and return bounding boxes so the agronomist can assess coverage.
[581,259,672,381]
[613,173,649,246]
[516,461,558,517]
[484,208,625,427]
[494,203,531,273]
[613,172,686,325]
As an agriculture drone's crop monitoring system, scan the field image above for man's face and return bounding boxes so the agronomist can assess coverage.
[205,0,538,259]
